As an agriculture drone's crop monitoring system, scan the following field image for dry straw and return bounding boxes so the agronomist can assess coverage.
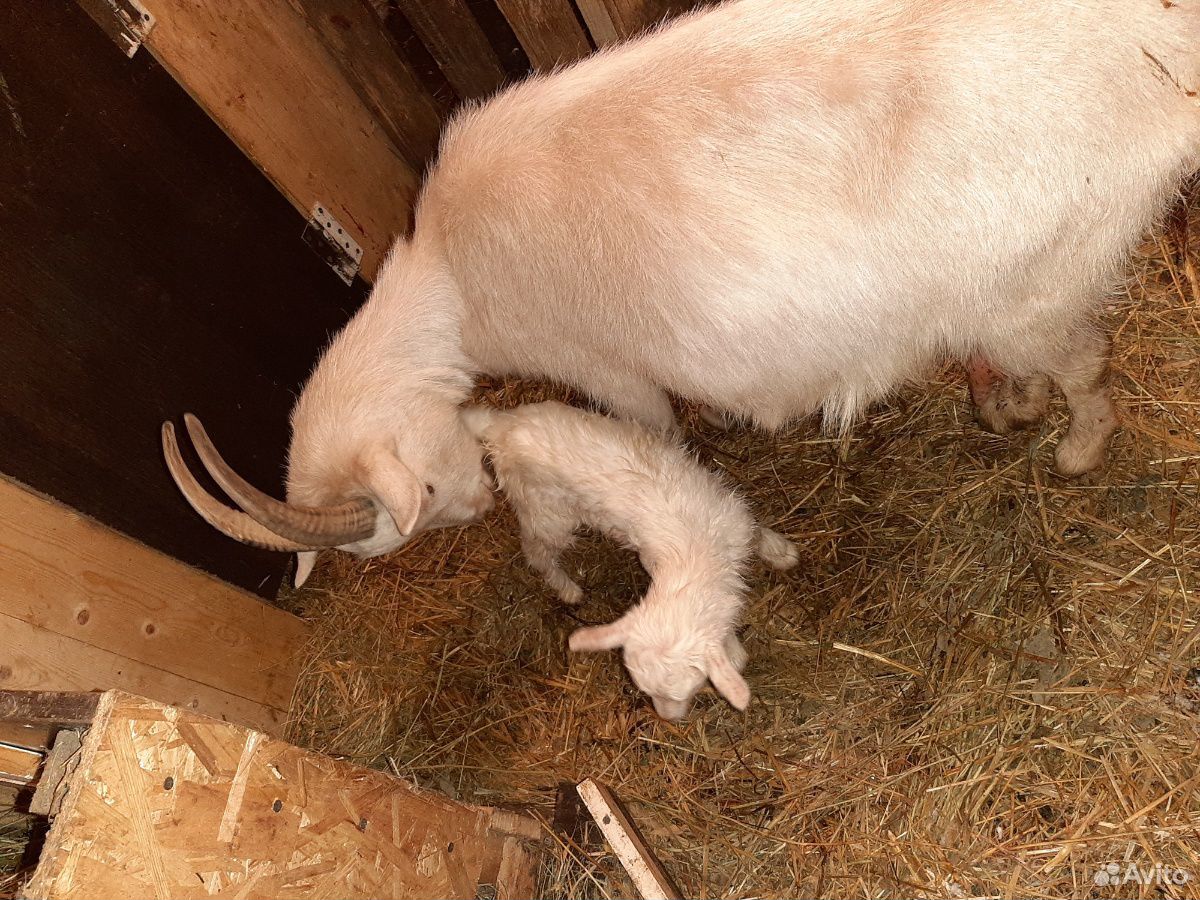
[285,209,1200,899]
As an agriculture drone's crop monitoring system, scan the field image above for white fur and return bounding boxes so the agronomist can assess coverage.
[283,0,1200,584]
[463,401,798,719]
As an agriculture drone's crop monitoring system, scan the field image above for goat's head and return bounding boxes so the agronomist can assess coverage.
[162,242,495,586]
[568,591,750,720]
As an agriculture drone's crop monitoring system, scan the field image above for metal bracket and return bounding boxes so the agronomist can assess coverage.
[76,0,156,58]
[301,203,363,286]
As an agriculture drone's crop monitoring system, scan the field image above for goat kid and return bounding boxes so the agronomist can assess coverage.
[463,401,798,720]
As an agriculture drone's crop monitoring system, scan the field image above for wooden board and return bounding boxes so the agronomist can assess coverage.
[0,478,306,730]
[0,618,290,735]
[494,0,592,71]
[576,779,681,900]
[392,0,509,100]
[136,0,419,276]
[0,744,42,786]
[24,692,542,900]
[577,0,706,44]
[289,0,443,171]
[0,1,361,598]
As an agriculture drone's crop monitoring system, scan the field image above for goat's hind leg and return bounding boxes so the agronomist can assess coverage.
[757,526,799,571]
[586,372,677,432]
[520,518,584,606]
[1050,329,1118,476]
[969,360,1051,435]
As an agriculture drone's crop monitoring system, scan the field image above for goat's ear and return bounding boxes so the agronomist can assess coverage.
[569,617,630,652]
[358,446,424,537]
[706,646,751,711]
[294,550,319,588]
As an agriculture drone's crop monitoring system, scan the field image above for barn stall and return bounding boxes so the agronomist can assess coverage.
[1,1,1198,898]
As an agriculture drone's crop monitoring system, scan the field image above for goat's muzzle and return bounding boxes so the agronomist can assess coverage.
[161,414,376,551]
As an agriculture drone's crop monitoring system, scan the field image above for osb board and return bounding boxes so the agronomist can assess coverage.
[137,0,419,278]
[23,692,541,900]
[0,479,305,734]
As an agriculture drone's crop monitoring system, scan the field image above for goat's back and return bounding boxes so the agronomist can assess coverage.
[423,0,1200,427]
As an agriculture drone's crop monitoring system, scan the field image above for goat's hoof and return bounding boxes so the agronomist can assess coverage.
[1054,424,1115,477]
[759,527,800,571]
[699,405,737,431]
[559,583,584,606]
[975,374,1051,435]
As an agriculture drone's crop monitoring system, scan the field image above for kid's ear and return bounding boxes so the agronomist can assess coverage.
[706,646,751,711]
[568,615,631,652]
[358,446,424,537]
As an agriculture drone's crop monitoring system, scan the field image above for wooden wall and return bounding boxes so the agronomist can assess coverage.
[0,2,362,597]
[128,0,715,284]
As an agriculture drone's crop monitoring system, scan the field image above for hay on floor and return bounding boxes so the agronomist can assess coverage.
[282,210,1200,899]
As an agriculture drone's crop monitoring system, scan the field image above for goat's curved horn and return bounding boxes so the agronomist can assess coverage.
[181,413,376,546]
[162,422,323,552]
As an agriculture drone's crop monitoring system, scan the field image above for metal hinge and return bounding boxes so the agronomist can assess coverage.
[302,203,364,286]
[76,0,156,58]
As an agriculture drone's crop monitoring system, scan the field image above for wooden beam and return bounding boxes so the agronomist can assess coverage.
[0,481,307,733]
[392,0,508,100]
[136,0,419,277]
[0,617,289,734]
[574,0,621,46]
[288,0,443,170]
[576,778,682,900]
[24,691,543,899]
[577,0,692,44]
[0,693,99,730]
[493,0,592,71]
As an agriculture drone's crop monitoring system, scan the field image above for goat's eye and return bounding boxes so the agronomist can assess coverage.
[425,483,435,496]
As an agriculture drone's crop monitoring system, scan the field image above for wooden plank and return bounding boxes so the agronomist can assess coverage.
[0,745,42,786]
[579,0,700,44]
[0,479,307,715]
[0,723,55,751]
[288,0,443,169]
[0,619,289,735]
[24,692,542,900]
[137,0,419,277]
[0,1,361,598]
[392,0,508,99]
[576,778,682,900]
[0,693,100,730]
[29,729,84,817]
[493,0,592,71]
[574,0,620,46]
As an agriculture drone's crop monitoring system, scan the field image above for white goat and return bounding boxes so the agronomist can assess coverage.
[462,401,798,720]
[163,0,1200,587]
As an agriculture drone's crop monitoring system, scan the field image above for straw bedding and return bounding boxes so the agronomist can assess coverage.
[282,209,1200,899]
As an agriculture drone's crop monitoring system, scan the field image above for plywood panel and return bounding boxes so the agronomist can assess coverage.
[24,692,542,900]
[0,620,289,735]
[494,0,592,71]
[0,478,306,716]
[138,0,419,277]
